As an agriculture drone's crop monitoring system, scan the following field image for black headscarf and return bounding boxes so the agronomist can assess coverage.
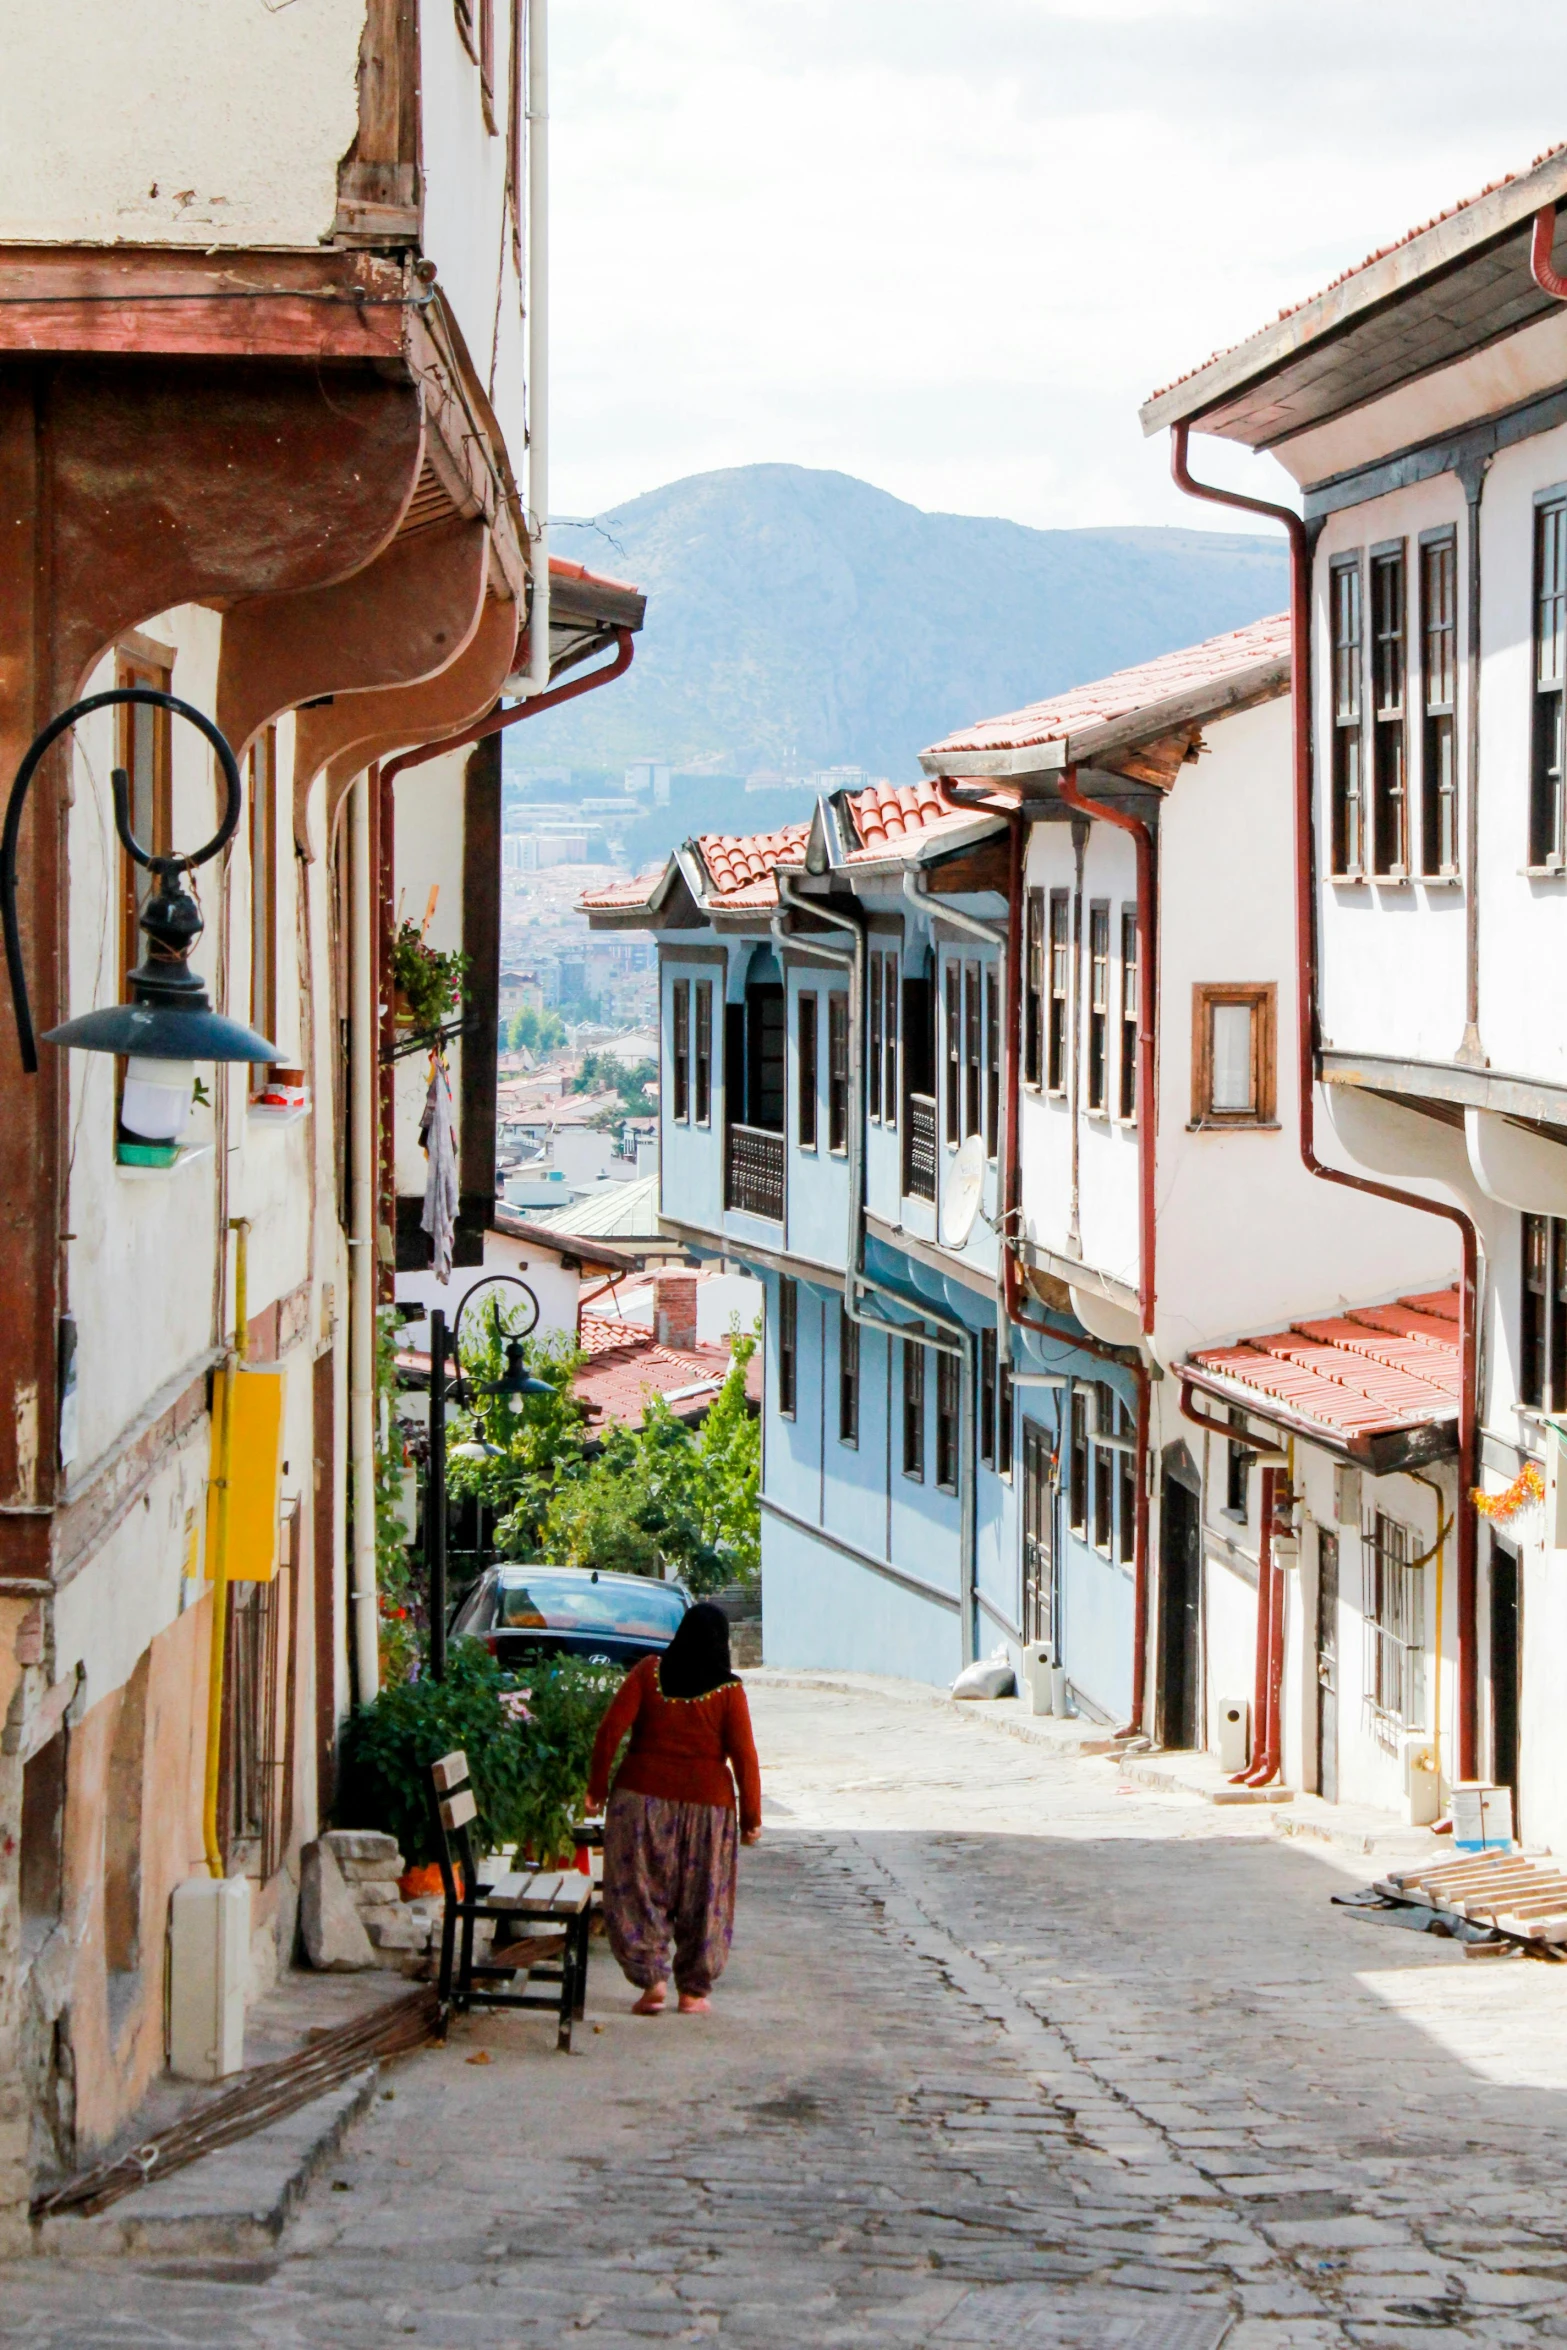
[657,1600,738,1700]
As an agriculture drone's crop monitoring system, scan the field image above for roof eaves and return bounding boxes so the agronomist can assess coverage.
[1139,144,1567,438]
[920,651,1289,782]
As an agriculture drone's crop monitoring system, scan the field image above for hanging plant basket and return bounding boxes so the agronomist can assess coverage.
[390,922,468,1036]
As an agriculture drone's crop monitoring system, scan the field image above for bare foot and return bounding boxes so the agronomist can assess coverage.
[677,1993,711,2014]
[632,1985,667,2016]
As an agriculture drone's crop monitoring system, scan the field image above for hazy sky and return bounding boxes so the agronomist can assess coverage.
[550,2,1567,533]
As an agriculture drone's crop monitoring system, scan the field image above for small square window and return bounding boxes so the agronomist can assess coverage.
[1191,984,1276,1128]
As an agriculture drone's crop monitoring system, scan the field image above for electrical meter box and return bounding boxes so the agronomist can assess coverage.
[169,1873,250,2080]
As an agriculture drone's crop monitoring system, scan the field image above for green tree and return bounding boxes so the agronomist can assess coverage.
[443,1303,589,1562]
[571,1049,657,1116]
[506,1004,565,1056]
[541,1333,759,1594]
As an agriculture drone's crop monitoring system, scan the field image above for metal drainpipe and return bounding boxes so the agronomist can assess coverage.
[1170,418,1483,1781]
[349,770,381,1708]
[380,626,634,792]
[774,872,980,1666]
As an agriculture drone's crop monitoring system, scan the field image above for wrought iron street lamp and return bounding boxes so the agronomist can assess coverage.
[424,1273,552,1678]
[2,691,279,1111]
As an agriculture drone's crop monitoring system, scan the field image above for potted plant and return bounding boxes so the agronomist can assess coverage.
[390,921,469,1036]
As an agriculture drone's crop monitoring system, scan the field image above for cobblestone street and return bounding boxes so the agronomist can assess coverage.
[9,1675,1567,2348]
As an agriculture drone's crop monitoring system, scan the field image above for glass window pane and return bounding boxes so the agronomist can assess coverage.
[1210,1003,1255,1113]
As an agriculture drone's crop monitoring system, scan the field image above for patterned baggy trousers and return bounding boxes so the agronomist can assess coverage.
[602,1788,739,1996]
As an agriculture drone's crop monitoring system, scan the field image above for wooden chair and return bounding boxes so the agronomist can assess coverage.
[428,1751,591,2051]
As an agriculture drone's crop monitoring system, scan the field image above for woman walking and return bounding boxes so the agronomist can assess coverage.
[586,1600,762,2014]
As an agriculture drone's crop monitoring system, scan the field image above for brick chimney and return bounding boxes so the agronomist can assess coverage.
[653,1272,699,1353]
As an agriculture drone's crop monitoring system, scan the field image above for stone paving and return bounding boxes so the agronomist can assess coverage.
[8,1674,1567,2346]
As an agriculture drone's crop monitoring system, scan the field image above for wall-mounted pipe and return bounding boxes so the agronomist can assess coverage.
[1170,418,1482,1780]
[1236,1465,1283,1786]
[525,0,550,694]
[348,771,380,1709]
[381,626,634,790]
[202,1216,250,1875]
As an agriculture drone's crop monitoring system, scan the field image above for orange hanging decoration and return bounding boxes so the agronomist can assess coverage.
[1472,1462,1544,1522]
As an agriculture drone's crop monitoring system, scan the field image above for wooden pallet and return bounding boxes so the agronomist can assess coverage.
[1377,1851,1567,1943]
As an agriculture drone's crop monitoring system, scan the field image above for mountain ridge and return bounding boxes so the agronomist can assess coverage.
[522,463,1288,781]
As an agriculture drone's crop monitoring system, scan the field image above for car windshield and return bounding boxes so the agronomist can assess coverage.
[495,1573,687,1640]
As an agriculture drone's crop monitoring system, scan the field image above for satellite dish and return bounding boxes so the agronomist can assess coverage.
[941,1133,987,1249]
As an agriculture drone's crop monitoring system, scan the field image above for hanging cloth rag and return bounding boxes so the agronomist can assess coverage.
[419,1054,460,1283]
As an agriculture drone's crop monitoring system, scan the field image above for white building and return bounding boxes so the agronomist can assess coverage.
[1144,141,1567,1848]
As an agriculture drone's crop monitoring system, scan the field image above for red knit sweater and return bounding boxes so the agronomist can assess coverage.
[587,1655,762,1833]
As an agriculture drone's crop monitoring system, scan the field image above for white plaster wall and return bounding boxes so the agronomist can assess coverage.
[1157,696,1454,1364]
[395,1226,578,1345]
[0,0,364,248]
[1313,478,1473,1069]
[52,1424,211,1714]
[418,0,527,451]
[393,752,468,1196]
[1474,424,1567,1086]
[67,613,307,1472]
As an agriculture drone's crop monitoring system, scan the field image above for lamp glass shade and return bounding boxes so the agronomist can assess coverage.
[121,1057,195,1142]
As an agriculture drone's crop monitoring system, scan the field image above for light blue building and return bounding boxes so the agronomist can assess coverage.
[584,781,1143,1715]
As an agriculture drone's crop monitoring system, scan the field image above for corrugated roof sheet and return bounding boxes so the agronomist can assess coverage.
[529,1174,660,1240]
[1188,1287,1460,1445]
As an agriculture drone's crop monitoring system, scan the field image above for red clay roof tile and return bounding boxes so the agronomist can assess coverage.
[924,614,1290,763]
[1188,1287,1461,1445]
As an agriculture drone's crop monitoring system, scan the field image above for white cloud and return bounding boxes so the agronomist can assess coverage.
[552,1,1567,528]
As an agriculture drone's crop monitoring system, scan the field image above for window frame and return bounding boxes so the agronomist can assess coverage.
[963,959,982,1142]
[671,979,691,1123]
[1086,901,1110,1115]
[1023,889,1044,1090]
[693,981,713,1127]
[1365,1510,1425,1744]
[1091,1382,1114,1555]
[984,963,1000,1159]
[838,1304,860,1448]
[1224,1408,1251,1522]
[1047,889,1070,1095]
[1118,904,1138,1124]
[1521,1211,1567,1413]
[881,949,899,1131]
[1190,982,1277,1130]
[935,1349,961,1494]
[1419,528,1459,878]
[827,990,849,1155]
[797,989,818,1151]
[116,646,174,998]
[1369,540,1409,879]
[979,1326,997,1467]
[248,724,278,1088]
[777,1277,798,1419]
[944,961,962,1147]
[1068,1387,1088,1537]
[1330,552,1366,879]
[997,1352,1014,1480]
[868,952,883,1123]
[1532,491,1567,870]
[902,1340,925,1481]
[1116,1396,1135,1565]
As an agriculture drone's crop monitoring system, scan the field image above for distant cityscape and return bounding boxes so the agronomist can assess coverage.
[497,757,891,1038]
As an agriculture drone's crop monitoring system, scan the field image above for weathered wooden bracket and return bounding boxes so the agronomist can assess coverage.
[217,512,490,767]
[296,592,520,858]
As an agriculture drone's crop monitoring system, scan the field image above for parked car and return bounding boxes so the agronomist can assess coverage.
[450,1564,690,1668]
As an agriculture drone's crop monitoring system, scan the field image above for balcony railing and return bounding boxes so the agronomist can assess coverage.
[904,1093,937,1202]
[726,1122,785,1222]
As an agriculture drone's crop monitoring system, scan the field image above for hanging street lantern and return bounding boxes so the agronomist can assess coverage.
[1,690,279,1133]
